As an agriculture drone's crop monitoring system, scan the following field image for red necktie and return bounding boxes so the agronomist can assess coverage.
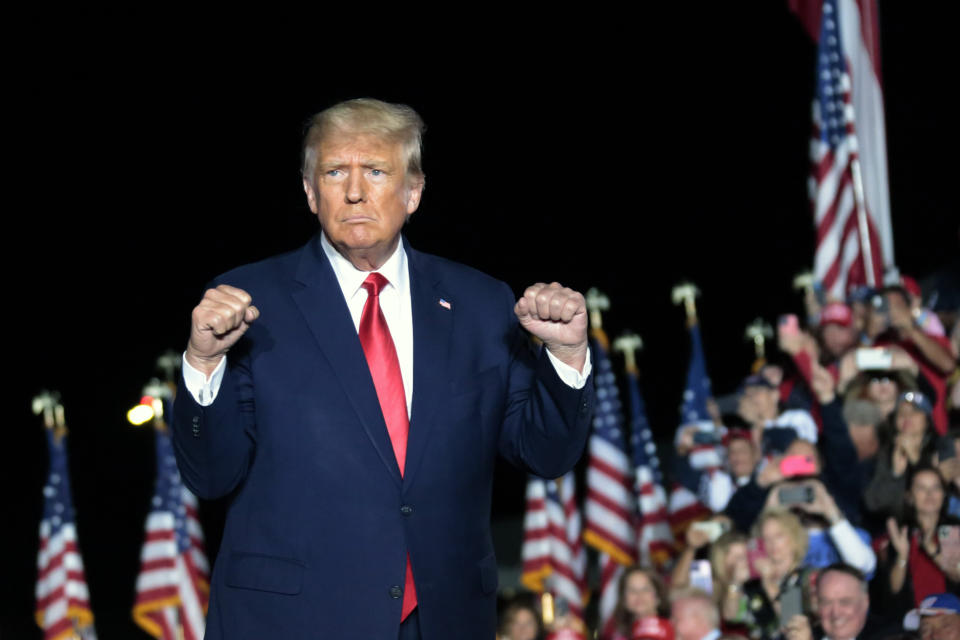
[358,272,417,620]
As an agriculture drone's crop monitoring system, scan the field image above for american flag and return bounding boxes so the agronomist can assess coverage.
[35,428,97,640]
[521,473,587,622]
[668,323,715,538]
[582,331,636,639]
[626,368,673,571]
[791,0,892,299]
[133,424,209,640]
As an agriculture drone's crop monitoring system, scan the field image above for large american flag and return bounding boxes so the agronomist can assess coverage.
[521,472,587,622]
[626,368,673,571]
[35,428,97,640]
[668,323,716,538]
[583,331,636,639]
[792,0,892,299]
[133,424,209,640]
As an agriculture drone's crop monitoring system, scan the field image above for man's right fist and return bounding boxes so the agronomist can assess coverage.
[186,284,259,375]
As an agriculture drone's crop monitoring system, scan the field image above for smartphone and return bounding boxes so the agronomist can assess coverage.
[691,521,726,543]
[780,455,817,477]
[779,582,804,628]
[689,559,713,594]
[693,430,721,445]
[855,347,893,370]
[778,314,800,337]
[747,537,767,580]
[778,485,815,506]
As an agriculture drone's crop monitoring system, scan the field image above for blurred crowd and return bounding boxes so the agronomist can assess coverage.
[500,272,960,640]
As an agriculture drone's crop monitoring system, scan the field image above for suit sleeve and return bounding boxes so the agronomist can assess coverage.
[495,284,594,479]
[172,337,257,500]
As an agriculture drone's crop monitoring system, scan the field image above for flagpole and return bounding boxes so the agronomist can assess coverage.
[850,157,877,287]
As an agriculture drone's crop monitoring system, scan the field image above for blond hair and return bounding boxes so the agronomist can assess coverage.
[753,507,808,565]
[301,98,425,184]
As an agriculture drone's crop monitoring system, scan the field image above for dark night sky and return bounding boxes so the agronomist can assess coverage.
[4,6,957,638]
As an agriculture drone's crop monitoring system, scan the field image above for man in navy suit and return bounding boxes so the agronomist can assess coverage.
[173,98,594,639]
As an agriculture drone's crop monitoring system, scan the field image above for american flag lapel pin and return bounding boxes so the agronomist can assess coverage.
[438,298,451,310]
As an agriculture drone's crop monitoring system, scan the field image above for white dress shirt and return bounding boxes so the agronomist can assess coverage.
[183,233,591,406]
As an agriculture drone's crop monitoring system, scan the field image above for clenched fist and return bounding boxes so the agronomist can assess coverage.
[185,284,260,376]
[514,282,588,372]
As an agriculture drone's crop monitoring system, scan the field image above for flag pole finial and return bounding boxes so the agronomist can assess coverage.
[671,282,700,326]
[612,332,643,374]
[156,350,182,385]
[792,270,815,295]
[32,390,67,439]
[744,318,774,360]
[585,287,610,332]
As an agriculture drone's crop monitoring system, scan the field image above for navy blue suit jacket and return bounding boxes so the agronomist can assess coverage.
[172,234,594,639]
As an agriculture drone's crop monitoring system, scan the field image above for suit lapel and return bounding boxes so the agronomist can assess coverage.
[403,241,454,491]
[290,235,403,488]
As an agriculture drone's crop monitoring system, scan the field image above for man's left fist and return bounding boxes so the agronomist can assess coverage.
[514,282,588,372]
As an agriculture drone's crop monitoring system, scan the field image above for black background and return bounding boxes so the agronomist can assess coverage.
[4,5,957,638]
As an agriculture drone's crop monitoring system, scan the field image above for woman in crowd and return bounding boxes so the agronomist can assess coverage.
[498,598,543,640]
[865,391,939,521]
[878,465,960,619]
[726,508,814,640]
[610,566,671,640]
[709,531,753,637]
[840,368,919,422]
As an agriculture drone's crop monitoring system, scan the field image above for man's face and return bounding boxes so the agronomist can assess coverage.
[818,572,868,640]
[895,401,928,438]
[741,386,779,422]
[822,323,856,359]
[728,438,758,478]
[670,598,709,640]
[303,133,422,269]
[920,614,960,640]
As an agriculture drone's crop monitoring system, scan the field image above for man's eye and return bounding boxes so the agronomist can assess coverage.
[326,169,342,177]
[370,169,384,176]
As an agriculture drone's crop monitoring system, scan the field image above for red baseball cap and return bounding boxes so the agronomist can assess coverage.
[819,302,853,328]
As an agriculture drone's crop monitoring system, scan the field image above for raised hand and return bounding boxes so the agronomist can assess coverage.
[886,517,909,560]
[186,284,260,375]
[514,282,588,371]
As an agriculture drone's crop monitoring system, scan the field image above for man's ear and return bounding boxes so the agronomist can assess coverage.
[405,176,424,215]
[303,178,318,214]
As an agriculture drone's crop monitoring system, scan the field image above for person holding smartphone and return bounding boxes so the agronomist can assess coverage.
[877,466,960,625]
[726,508,814,640]
[865,391,940,522]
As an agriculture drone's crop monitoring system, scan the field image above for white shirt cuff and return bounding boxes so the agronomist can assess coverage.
[829,518,877,575]
[181,352,226,407]
[546,347,592,389]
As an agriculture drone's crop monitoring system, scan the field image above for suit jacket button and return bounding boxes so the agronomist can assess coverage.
[389,585,403,599]
[400,505,413,516]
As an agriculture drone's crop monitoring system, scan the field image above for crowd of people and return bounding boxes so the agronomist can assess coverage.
[500,275,960,640]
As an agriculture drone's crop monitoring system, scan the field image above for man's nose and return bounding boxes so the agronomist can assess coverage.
[345,171,365,202]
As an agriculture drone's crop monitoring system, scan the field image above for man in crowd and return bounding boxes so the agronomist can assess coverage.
[818,302,858,365]
[783,564,875,640]
[172,98,594,639]
[904,593,960,640]
[670,588,721,640]
[868,286,956,433]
